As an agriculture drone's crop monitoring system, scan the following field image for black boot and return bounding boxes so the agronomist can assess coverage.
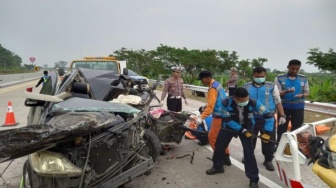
[249,181,259,188]
[263,161,275,171]
[206,167,224,175]
[224,154,231,166]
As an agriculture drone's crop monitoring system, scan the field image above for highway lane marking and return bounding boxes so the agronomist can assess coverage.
[0,82,36,94]
[204,144,282,188]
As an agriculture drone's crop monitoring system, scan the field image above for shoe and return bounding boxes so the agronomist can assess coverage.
[224,154,231,166]
[206,167,224,175]
[249,182,259,188]
[198,142,207,146]
[241,157,244,164]
[263,161,275,171]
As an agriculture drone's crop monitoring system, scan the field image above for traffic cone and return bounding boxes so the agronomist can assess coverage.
[1,101,19,127]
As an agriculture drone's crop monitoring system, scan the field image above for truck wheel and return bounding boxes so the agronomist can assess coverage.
[141,129,161,162]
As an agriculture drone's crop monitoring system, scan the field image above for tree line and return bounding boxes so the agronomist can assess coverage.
[110,44,269,84]
[110,44,335,84]
[0,44,25,73]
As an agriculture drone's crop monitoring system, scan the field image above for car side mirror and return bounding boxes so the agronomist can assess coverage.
[123,68,128,75]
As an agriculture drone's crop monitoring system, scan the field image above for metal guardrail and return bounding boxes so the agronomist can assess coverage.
[305,101,336,116]
[149,79,336,116]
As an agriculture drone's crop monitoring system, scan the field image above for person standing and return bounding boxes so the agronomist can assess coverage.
[274,59,309,143]
[243,66,286,171]
[206,88,275,188]
[226,67,239,96]
[35,70,49,88]
[196,70,231,165]
[161,68,188,112]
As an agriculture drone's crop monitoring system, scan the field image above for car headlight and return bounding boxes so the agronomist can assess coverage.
[29,150,83,177]
[328,152,336,170]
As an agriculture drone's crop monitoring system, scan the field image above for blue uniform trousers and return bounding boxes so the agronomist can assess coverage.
[213,128,259,183]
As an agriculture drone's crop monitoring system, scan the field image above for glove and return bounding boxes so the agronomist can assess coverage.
[242,129,252,138]
[278,116,286,125]
[184,99,189,105]
[196,117,203,126]
[260,132,271,143]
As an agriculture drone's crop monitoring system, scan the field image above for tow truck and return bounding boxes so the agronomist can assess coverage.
[70,56,127,73]
[275,117,336,188]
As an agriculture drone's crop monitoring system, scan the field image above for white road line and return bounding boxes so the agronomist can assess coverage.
[204,145,282,188]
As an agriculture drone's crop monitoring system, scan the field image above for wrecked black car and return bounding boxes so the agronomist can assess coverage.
[0,68,161,188]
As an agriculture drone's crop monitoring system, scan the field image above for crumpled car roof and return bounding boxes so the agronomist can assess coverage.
[78,68,120,100]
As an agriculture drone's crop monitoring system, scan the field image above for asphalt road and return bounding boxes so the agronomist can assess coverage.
[0,81,286,188]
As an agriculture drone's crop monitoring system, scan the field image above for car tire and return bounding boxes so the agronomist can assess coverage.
[141,129,161,162]
[22,160,33,188]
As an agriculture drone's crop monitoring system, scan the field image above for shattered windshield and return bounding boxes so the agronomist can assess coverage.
[51,97,140,114]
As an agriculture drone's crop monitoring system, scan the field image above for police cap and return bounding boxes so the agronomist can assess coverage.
[172,67,182,73]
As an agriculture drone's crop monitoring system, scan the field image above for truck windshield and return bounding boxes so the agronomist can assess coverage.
[71,61,118,72]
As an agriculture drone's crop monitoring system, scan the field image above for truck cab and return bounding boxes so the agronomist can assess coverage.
[70,56,125,74]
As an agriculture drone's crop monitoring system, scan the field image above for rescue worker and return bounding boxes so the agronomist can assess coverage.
[35,70,49,88]
[196,70,231,165]
[160,67,188,112]
[206,88,274,188]
[226,67,239,96]
[274,59,309,144]
[187,106,213,146]
[243,66,286,171]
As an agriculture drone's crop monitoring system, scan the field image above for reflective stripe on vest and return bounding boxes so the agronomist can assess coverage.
[42,75,49,86]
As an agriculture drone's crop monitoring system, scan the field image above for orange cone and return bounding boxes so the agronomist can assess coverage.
[1,101,19,127]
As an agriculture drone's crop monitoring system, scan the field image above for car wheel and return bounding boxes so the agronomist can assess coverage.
[140,130,161,162]
[22,160,32,188]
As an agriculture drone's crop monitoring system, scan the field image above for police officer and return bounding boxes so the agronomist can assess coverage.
[35,70,49,88]
[161,67,188,112]
[206,88,274,188]
[226,67,239,96]
[243,66,286,171]
[274,59,309,143]
[196,70,231,165]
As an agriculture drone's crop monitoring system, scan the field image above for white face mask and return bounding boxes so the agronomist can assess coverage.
[253,77,266,84]
[237,100,249,107]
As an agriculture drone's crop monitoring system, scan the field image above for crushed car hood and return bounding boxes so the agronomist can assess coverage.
[0,98,140,163]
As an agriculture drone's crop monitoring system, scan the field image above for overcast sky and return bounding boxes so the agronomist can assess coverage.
[1,0,335,72]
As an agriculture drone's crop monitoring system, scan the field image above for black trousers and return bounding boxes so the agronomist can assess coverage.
[276,108,304,143]
[252,116,276,162]
[167,96,182,112]
[213,128,259,183]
